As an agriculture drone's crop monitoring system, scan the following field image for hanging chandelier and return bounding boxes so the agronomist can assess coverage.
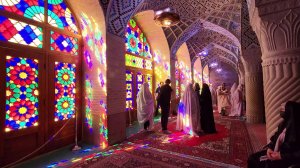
[154,8,180,27]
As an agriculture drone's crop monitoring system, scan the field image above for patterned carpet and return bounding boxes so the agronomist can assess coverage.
[71,115,253,168]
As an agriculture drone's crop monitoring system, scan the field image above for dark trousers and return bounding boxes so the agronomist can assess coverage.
[144,120,150,130]
[155,100,160,116]
[161,105,170,130]
[248,150,291,168]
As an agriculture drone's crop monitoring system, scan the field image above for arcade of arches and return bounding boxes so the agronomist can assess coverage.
[0,0,299,167]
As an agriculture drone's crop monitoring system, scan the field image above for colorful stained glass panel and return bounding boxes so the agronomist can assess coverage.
[5,56,39,132]
[142,37,152,58]
[0,16,43,48]
[136,72,143,95]
[55,62,76,121]
[125,19,142,55]
[125,54,143,69]
[125,70,133,110]
[50,31,78,55]
[0,0,45,22]
[48,0,78,34]
[144,59,152,70]
[146,74,152,94]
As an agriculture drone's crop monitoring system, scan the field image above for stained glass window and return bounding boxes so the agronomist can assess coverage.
[125,19,142,55]
[145,74,152,93]
[0,0,45,22]
[50,31,78,55]
[142,37,152,59]
[85,76,92,129]
[125,70,133,110]
[55,62,76,121]
[0,16,43,48]
[144,59,152,70]
[5,56,39,132]
[125,54,143,69]
[136,72,143,94]
[48,0,78,34]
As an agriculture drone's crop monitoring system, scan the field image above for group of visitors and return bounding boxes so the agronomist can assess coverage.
[136,79,216,136]
[216,82,243,116]
[176,83,216,136]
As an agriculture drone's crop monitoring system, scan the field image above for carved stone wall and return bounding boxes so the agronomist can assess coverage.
[250,4,300,139]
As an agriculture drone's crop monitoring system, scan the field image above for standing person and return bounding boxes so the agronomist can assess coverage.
[176,83,201,136]
[157,79,173,134]
[229,84,243,117]
[155,82,164,116]
[230,83,237,115]
[199,83,216,133]
[137,83,154,131]
[217,83,230,114]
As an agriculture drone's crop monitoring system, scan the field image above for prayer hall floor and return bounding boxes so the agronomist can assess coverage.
[14,113,266,168]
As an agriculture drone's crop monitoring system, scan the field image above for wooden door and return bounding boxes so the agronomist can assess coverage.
[0,47,46,166]
[45,52,82,151]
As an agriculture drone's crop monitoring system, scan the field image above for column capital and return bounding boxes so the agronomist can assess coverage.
[251,8,300,55]
[241,47,262,74]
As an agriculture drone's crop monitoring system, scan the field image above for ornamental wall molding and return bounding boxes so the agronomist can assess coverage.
[255,0,300,17]
[262,55,300,67]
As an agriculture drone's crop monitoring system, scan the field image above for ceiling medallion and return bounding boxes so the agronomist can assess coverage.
[154,8,180,27]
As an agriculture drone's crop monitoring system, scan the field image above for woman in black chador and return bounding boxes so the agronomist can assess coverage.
[195,83,216,134]
[248,101,300,168]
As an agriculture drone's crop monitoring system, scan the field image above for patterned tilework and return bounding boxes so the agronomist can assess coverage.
[0,16,43,48]
[50,31,78,55]
[241,0,259,49]
[107,0,144,37]
[0,0,45,22]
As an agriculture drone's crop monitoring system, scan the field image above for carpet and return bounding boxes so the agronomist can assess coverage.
[69,115,252,168]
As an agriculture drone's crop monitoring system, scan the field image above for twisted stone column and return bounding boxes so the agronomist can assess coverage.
[250,3,300,139]
[242,48,265,123]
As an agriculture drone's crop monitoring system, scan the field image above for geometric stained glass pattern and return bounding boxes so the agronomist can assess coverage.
[142,37,152,59]
[50,31,78,55]
[54,62,76,121]
[125,53,143,69]
[125,19,143,55]
[144,59,152,70]
[0,0,45,22]
[125,70,133,110]
[48,0,78,34]
[136,72,143,95]
[5,56,39,132]
[145,74,152,94]
[0,16,43,48]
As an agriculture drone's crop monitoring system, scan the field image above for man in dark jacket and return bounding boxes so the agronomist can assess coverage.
[157,79,173,134]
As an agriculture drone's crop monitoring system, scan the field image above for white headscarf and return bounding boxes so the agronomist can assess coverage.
[176,83,201,136]
[230,83,237,95]
[137,83,154,129]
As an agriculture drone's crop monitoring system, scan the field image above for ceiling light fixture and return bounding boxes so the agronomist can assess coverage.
[154,8,180,27]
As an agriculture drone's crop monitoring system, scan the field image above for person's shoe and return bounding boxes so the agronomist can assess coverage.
[162,130,172,134]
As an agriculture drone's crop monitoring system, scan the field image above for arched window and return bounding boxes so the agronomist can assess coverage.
[125,18,153,120]
[0,0,81,165]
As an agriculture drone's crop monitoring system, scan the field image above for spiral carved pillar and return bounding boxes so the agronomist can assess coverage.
[242,48,265,123]
[250,3,300,140]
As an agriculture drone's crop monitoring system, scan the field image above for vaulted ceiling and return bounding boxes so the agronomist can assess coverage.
[98,0,255,73]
